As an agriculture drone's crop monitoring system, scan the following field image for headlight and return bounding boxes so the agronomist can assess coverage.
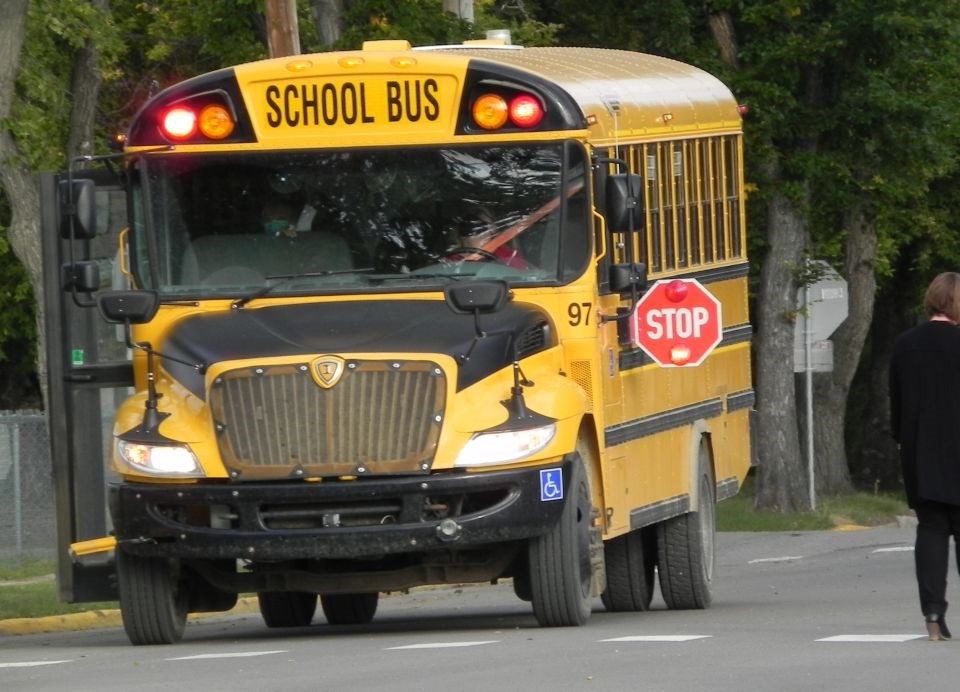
[117,439,204,477]
[453,423,556,468]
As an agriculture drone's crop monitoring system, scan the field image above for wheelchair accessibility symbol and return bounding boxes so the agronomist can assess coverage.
[540,468,563,502]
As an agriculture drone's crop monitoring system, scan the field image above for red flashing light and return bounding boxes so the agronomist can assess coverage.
[509,94,544,128]
[670,344,692,366]
[664,279,689,303]
[161,107,198,140]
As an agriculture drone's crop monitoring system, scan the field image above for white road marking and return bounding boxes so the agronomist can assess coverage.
[387,641,499,650]
[817,634,926,642]
[748,556,803,564]
[0,660,72,668]
[872,546,913,553]
[166,650,287,660]
[601,635,712,642]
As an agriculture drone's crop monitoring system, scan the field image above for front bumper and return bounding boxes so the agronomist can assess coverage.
[109,457,573,560]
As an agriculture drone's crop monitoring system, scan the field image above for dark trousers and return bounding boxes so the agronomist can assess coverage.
[914,500,960,616]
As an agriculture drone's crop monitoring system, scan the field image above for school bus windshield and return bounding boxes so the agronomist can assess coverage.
[128,142,591,297]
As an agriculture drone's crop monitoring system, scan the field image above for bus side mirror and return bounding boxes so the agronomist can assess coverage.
[444,280,511,315]
[97,290,160,324]
[609,262,647,294]
[61,261,100,293]
[59,178,97,240]
[605,173,643,233]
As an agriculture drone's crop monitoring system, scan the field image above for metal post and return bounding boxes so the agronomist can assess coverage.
[13,422,22,554]
[804,281,816,511]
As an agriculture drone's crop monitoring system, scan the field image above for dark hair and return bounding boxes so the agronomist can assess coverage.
[923,272,960,322]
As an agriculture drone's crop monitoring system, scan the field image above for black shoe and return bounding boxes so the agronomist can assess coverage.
[925,613,951,641]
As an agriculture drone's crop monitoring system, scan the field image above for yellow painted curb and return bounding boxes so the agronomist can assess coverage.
[833,523,870,532]
[0,597,260,636]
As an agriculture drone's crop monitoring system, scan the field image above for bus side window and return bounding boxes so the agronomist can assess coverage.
[560,196,590,280]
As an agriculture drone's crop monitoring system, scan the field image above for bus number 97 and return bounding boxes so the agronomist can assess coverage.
[568,302,592,326]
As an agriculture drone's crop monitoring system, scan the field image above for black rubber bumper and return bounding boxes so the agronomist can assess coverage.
[109,457,574,560]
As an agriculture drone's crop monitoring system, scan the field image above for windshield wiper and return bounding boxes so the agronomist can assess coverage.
[231,267,375,309]
[364,272,476,284]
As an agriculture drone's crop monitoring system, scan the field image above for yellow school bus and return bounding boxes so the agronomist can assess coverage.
[47,39,752,645]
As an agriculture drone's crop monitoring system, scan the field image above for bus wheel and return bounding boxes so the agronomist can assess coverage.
[257,591,318,627]
[117,550,188,645]
[528,455,594,626]
[601,526,656,612]
[656,448,716,609]
[320,592,379,625]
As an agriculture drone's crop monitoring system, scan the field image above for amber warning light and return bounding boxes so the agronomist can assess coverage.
[472,92,544,130]
[160,103,235,141]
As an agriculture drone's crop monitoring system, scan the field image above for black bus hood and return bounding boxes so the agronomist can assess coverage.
[161,299,555,398]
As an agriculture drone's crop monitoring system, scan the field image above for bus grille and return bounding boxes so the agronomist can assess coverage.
[208,359,446,480]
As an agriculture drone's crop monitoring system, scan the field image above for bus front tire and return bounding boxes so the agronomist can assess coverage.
[528,455,594,626]
[656,449,716,610]
[117,550,188,645]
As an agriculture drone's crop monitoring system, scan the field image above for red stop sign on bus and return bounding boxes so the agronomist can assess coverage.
[629,278,722,367]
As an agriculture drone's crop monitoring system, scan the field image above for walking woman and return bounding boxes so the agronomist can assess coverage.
[890,271,960,641]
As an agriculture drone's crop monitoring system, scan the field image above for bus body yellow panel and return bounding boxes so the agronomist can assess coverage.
[51,40,753,639]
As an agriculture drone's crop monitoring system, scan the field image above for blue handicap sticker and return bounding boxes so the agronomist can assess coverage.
[539,468,563,502]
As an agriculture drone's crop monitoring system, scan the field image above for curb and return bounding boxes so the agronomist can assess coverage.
[0,597,261,636]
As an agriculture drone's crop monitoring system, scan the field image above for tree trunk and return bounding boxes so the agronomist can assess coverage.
[706,10,739,69]
[66,0,108,159]
[754,174,811,511]
[0,1,42,402]
[265,0,300,57]
[310,0,344,47]
[850,253,918,492]
[1,0,105,412]
[810,210,876,496]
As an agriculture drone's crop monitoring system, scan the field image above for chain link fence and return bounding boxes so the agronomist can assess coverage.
[0,411,56,561]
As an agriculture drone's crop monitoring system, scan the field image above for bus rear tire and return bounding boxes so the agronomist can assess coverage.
[528,455,594,627]
[258,591,317,627]
[601,526,656,612]
[117,550,188,645]
[320,592,379,625]
[656,448,715,610]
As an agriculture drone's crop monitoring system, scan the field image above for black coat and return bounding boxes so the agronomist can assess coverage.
[889,320,960,508]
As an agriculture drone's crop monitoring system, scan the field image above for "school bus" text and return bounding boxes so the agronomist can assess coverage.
[265,79,441,128]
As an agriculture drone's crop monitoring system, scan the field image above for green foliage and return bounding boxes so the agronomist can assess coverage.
[335,0,474,48]
[473,0,560,47]
[0,207,36,373]
[331,0,559,50]
[115,0,267,70]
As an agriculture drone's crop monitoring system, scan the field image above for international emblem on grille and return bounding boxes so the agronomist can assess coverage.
[312,355,345,388]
